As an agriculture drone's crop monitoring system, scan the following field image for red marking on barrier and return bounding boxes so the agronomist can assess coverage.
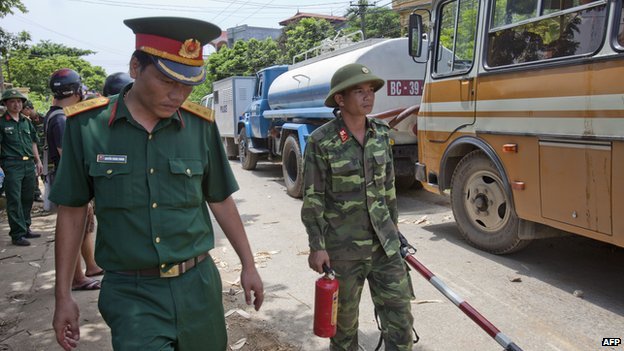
[458,302,500,338]
[405,255,434,280]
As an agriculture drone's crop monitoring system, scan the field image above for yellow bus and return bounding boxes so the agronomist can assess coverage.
[408,0,623,253]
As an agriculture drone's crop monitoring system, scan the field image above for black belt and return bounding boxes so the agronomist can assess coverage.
[115,252,210,278]
[2,156,32,161]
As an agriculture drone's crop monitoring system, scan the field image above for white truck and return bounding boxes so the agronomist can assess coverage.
[207,76,255,159]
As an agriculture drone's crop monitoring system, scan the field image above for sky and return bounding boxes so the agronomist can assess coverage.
[1,0,381,75]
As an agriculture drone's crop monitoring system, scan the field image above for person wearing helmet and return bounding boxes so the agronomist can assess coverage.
[0,89,44,246]
[51,17,264,351]
[43,69,104,293]
[102,71,133,97]
[302,63,415,351]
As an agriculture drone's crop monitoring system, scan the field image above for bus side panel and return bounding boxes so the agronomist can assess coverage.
[613,141,624,247]
[477,134,541,221]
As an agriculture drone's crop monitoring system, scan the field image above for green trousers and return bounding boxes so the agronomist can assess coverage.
[330,246,414,351]
[98,256,227,351]
[2,160,35,240]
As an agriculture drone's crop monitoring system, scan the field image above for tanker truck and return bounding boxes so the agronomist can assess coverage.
[238,37,428,198]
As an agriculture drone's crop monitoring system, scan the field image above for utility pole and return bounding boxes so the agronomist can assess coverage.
[350,1,375,40]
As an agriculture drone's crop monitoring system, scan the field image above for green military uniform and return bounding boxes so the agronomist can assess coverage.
[301,64,414,351]
[50,86,235,350]
[0,91,39,243]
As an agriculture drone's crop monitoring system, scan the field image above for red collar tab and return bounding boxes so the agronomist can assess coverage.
[108,100,119,127]
[339,128,349,143]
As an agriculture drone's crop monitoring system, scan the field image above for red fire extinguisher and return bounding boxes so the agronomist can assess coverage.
[314,264,339,338]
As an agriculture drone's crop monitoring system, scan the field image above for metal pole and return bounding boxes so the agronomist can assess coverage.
[403,252,524,351]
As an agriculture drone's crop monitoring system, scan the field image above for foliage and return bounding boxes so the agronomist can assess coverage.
[279,18,336,63]
[30,40,95,58]
[0,0,26,18]
[343,5,401,39]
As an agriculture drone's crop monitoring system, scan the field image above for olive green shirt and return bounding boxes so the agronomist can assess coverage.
[301,116,399,260]
[0,112,38,160]
[49,88,238,271]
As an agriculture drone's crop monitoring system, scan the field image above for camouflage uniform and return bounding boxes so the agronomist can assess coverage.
[301,115,414,351]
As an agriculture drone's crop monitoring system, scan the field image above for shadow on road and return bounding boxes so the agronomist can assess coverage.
[421,221,624,317]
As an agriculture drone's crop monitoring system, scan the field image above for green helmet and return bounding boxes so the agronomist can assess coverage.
[324,63,384,108]
[1,89,27,103]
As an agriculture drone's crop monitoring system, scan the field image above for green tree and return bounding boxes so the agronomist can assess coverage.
[0,0,26,17]
[0,27,30,81]
[279,18,336,63]
[343,5,401,39]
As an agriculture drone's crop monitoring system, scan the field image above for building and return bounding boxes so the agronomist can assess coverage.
[226,25,282,47]
[278,12,347,27]
[392,0,431,28]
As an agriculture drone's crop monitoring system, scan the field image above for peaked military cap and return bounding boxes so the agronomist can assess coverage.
[124,17,221,86]
[324,63,384,108]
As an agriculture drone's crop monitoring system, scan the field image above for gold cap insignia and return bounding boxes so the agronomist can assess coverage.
[179,39,201,59]
[361,67,370,74]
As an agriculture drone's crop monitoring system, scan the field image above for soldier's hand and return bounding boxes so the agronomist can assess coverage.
[241,265,264,311]
[308,250,330,274]
[53,296,80,351]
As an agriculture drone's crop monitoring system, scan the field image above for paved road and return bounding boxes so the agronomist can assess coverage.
[0,160,622,351]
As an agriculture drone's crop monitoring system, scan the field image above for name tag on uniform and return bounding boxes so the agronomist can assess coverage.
[97,154,128,163]
[4,126,14,132]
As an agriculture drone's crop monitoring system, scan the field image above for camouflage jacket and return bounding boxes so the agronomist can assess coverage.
[301,115,400,260]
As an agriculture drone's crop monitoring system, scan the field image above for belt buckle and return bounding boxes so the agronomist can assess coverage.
[22,156,29,161]
[160,265,179,278]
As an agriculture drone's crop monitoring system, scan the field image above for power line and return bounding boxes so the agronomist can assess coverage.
[10,14,126,57]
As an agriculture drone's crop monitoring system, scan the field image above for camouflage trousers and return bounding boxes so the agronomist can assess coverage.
[330,245,414,351]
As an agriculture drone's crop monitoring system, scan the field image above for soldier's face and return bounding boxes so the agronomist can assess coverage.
[4,99,23,115]
[336,82,376,117]
[130,59,193,118]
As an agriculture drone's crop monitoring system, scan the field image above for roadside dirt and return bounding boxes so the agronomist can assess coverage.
[223,292,300,351]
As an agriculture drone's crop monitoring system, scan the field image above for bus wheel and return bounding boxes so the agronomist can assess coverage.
[238,127,258,170]
[450,150,530,254]
[282,135,303,198]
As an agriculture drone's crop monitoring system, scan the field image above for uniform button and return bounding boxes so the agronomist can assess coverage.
[150,168,155,174]
[148,134,153,140]
[161,264,166,269]
[186,169,191,175]
[155,236,161,243]
[106,169,113,175]
[152,202,158,208]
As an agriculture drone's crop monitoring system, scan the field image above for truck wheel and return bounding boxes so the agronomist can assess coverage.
[282,135,304,198]
[238,127,258,170]
[450,150,530,254]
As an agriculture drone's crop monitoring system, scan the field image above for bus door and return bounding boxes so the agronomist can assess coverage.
[423,0,480,166]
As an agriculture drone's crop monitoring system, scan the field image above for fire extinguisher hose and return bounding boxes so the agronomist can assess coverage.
[399,234,523,351]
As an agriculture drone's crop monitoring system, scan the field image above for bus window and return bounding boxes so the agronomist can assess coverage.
[618,2,624,47]
[435,0,478,75]
[542,0,601,15]
[488,2,607,67]
[492,0,538,28]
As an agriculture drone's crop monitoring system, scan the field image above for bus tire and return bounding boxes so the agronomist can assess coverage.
[282,134,304,198]
[238,127,258,170]
[450,150,530,254]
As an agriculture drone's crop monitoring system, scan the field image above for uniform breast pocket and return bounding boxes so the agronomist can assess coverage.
[330,159,362,193]
[164,159,205,207]
[88,163,139,208]
[373,153,389,186]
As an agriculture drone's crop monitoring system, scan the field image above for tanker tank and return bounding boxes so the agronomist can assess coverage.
[266,37,426,145]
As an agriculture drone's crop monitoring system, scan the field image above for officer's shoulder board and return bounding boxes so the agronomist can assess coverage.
[180,100,214,123]
[64,97,110,117]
